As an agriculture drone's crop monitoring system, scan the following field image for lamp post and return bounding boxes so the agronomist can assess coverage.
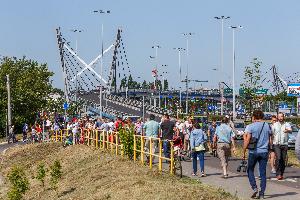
[182,33,194,114]
[229,25,242,121]
[214,16,230,115]
[93,9,111,119]
[151,45,161,107]
[70,28,84,114]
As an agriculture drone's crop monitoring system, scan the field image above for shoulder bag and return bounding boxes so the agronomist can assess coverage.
[248,122,265,150]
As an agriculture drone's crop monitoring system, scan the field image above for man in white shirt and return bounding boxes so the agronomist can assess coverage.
[271,112,292,180]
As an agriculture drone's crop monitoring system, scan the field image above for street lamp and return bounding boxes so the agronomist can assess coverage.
[173,47,186,108]
[151,45,161,107]
[229,25,243,121]
[182,33,195,114]
[93,9,111,119]
[215,16,230,116]
[70,28,84,114]
[214,16,230,74]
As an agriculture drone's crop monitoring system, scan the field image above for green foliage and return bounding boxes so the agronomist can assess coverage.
[36,163,47,187]
[7,166,29,200]
[118,126,140,159]
[0,56,54,137]
[142,80,148,89]
[50,160,62,190]
[240,58,263,114]
[163,79,169,91]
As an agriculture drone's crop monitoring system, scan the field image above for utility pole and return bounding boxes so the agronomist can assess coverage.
[229,25,242,121]
[215,16,230,115]
[173,47,185,108]
[219,82,224,115]
[6,75,12,143]
[182,32,194,114]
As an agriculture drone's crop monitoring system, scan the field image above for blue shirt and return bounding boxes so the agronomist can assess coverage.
[143,120,160,138]
[215,123,234,144]
[245,122,272,153]
[190,129,207,149]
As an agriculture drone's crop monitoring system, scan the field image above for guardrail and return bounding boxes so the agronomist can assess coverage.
[49,129,175,175]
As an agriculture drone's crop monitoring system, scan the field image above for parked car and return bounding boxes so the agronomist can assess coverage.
[234,122,246,140]
[288,124,299,149]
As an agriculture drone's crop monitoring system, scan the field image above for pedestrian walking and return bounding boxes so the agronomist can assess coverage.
[269,115,277,174]
[160,113,175,159]
[243,110,273,199]
[190,122,207,177]
[143,114,160,162]
[296,126,300,161]
[272,112,292,180]
[207,119,217,154]
[213,116,236,178]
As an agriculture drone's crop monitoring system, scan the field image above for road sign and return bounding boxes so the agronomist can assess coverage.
[287,83,300,97]
[63,102,69,110]
[255,89,268,95]
[224,88,233,94]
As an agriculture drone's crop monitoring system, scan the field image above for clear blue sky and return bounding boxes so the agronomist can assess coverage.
[1,0,300,90]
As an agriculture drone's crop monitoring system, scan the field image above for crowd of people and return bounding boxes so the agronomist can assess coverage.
[16,110,300,199]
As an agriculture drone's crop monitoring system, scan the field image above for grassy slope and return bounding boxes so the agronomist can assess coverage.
[0,143,237,200]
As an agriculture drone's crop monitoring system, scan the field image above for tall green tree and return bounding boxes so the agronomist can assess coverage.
[0,57,54,136]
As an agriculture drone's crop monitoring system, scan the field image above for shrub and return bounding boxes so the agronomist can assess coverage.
[7,166,29,200]
[50,160,62,190]
[36,163,47,187]
[118,125,140,160]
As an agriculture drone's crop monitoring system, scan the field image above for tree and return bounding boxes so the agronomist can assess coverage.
[240,58,264,115]
[0,57,54,137]
[163,79,169,91]
[127,75,133,89]
[142,80,148,89]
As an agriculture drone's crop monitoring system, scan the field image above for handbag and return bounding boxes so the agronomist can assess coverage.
[248,122,265,150]
[195,144,206,151]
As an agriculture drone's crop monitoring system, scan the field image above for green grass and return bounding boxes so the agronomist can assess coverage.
[0,143,240,200]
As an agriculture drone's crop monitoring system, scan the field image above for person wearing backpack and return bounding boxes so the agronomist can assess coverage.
[243,110,273,199]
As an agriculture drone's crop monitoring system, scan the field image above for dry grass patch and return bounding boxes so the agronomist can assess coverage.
[1,143,237,200]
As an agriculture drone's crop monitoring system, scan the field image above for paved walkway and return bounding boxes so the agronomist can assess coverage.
[181,154,300,200]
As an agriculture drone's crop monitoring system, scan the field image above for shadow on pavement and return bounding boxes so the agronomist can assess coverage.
[265,192,298,199]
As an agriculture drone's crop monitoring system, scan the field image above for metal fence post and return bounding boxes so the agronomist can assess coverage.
[133,135,136,162]
[96,130,98,148]
[159,139,162,172]
[115,134,118,155]
[170,142,174,175]
[141,136,144,164]
[149,137,153,169]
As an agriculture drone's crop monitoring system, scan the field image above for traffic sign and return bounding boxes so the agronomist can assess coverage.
[63,102,69,110]
[255,89,268,95]
[224,88,233,94]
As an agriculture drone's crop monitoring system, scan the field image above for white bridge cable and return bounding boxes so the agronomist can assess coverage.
[63,46,100,89]
[63,43,114,84]
[64,51,97,91]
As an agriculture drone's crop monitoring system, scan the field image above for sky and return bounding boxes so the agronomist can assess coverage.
[1,0,300,90]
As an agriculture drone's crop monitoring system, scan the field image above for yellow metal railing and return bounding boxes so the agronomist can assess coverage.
[50,129,174,174]
[133,135,175,175]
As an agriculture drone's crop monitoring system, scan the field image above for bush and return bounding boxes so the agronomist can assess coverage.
[118,125,140,160]
[36,163,47,187]
[7,166,29,200]
[50,160,62,190]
